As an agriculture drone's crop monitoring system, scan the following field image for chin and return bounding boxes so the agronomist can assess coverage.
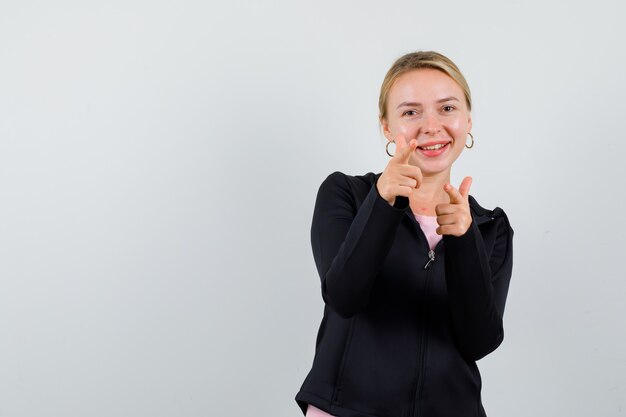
[418,163,452,176]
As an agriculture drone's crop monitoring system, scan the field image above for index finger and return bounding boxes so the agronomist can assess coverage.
[443,183,464,204]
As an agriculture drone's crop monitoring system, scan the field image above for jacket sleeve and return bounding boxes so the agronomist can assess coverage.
[443,209,514,361]
[311,172,408,318]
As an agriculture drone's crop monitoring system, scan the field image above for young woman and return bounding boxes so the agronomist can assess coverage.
[295,51,514,417]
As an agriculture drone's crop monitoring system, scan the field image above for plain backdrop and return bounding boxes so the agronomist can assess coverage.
[1,1,625,416]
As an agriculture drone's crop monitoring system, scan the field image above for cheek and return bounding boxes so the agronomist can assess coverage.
[447,118,465,133]
[391,123,418,137]
[451,114,471,132]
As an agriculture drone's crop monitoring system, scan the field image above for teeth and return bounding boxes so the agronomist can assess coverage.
[421,143,447,150]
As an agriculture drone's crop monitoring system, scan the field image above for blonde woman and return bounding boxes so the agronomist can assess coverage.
[295,51,514,417]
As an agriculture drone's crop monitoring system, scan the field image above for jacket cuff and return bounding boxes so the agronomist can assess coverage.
[372,177,410,212]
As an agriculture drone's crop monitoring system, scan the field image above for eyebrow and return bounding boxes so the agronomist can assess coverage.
[396,96,461,109]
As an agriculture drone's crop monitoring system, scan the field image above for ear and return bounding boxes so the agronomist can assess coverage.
[467,113,472,132]
[380,116,393,142]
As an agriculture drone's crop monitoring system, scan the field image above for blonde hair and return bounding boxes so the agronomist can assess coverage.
[378,51,472,121]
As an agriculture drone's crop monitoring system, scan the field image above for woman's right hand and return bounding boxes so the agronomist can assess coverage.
[376,135,423,206]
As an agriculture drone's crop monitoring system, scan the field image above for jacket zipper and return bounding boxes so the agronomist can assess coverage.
[413,248,435,417]
[409,211,441,417]
[423,250,435,270]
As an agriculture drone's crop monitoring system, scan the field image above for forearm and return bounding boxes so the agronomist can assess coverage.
[312,174,408,318]
[443,216,513,360]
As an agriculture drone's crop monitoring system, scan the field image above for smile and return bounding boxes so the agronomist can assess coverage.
[416,141,451,157]
[418,142,449,150]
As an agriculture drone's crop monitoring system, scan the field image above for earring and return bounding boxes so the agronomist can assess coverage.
[385,140,395,157]
[465,133,474,149]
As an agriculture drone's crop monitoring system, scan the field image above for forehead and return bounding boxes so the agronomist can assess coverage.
[389,68,463,104]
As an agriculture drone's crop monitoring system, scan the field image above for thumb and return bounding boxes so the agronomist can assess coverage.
[458,176,472,200]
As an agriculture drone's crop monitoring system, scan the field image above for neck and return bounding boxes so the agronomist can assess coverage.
[409,169,451,216]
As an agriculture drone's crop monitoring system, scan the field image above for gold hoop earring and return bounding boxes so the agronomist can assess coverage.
[465,133,474,149]
[385,140,395,157]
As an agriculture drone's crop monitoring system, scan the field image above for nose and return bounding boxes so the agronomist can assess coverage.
[422,111,442,135]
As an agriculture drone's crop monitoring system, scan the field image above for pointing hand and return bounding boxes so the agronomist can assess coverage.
[376,135,423,206]
[435,176,473,236]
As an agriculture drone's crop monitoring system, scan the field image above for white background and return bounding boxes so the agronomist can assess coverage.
[1,1,625,416]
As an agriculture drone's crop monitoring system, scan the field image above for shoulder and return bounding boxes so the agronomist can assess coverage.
[468,195,513,231]
[468,195,514,269]
[318,171,380,198]
[314,171,383,213]
[321,171,379,188]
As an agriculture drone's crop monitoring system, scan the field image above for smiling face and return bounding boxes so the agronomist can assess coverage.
[381,68,472,176]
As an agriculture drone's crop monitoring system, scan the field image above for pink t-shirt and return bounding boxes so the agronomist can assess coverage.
[414,213,442,250]
[306,404,335,417]
[304,216,441,417]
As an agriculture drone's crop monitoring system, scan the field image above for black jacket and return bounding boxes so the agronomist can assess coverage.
[295,172,514,417]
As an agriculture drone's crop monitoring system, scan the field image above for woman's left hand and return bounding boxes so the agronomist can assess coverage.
[435,177,473,236]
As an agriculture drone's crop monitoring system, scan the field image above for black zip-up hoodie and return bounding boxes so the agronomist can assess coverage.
[295,172,514,417]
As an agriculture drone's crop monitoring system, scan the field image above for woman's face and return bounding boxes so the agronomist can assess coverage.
[381,68,472,176]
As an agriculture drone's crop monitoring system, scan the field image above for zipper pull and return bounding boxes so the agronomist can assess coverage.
[423,250,435,270]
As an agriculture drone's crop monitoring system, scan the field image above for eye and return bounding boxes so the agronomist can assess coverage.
[402,110,419,117]
[442,105,455,112]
